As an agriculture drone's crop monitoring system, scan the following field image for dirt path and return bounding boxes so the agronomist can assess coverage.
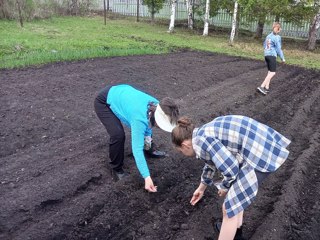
[1,51,319,240]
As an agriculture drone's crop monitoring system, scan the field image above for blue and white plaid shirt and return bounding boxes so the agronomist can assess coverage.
[192,115,290,218]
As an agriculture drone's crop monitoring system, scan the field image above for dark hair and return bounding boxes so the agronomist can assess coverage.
[159,97,179,124]
[171,116,195,147]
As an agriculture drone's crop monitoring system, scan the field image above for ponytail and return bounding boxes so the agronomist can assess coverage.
[171,116,195,146]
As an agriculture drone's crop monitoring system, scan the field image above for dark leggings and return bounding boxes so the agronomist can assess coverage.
[265,56,277,72]
[94,85,125,171]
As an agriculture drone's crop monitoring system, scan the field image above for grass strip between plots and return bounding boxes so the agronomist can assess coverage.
[0,16,319,69]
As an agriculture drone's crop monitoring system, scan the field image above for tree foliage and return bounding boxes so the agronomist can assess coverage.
[0,0,99,20]
[143,0,166,21]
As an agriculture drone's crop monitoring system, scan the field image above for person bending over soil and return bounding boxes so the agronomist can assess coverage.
[171,115,291,240]
[257,22,285,95]
[94,84,179,192]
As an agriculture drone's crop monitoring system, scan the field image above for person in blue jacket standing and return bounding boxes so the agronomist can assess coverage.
[257,22,285,95]
[94,84,179,192]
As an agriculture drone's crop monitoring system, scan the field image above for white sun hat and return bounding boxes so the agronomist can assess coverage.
[154,105,176,132]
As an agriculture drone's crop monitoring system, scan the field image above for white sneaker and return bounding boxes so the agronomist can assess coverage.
[257,86,267,95]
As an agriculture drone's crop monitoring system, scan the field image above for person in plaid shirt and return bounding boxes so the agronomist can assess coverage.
[171,115,290,240]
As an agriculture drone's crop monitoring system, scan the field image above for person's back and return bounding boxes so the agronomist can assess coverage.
[201,115,290,172]
[264,32,284,60]
[107,84,158,128]
[94,83,179,192]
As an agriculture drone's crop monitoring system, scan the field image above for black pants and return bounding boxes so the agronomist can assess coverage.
[94,85,125,171]
[265,55,277,72]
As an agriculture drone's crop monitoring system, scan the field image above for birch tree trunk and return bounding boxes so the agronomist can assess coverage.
[307,11,320,51]
[185,0,193,29]
[168,0,177,33]
[236,4,240,38]
[229,1,238,45]
[203,0,210,36]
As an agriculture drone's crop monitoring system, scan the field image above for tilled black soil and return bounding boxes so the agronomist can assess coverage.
[1,51,320,240]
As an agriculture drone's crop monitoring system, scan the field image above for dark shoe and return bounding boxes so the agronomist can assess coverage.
[214,222,221,233]
[144,143,167,158]
[234,226,244,240]
[257,86,267,95]
[112,169,129,181]
[214,221,244,240]
[144,149,167,158]
[264,87,270,93]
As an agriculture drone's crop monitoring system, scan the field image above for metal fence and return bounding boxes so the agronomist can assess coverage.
[98,0,320,39]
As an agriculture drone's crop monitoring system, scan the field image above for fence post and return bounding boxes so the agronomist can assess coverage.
[104,0,106,25]
[137,0,140,22]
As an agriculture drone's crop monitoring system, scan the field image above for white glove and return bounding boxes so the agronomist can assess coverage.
[144,136,152,151]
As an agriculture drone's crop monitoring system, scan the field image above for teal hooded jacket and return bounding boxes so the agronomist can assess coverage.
[107,84,159,178]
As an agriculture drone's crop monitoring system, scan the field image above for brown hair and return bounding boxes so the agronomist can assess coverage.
[159,97,180,124]
[171,116,195,147]
[273,22,281,30]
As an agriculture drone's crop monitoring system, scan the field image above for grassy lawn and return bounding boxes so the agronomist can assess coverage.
[0,16,319,69]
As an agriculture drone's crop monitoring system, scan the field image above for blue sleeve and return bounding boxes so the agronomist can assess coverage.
[131,121,150,179]
[145,127,152,137]
[201,164,216,186]
[275,36,285,61]
[202,136,239,190]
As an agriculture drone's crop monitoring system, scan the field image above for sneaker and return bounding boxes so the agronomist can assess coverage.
[112,169,129,181]
[214,222,221,233]
[257,86,267,95]
[264,87,270,93]
[144,149,167,158]
[144,143,167,158]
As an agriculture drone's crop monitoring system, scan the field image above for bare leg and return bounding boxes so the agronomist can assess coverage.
[218,204,242,240]
[237,210,244,228]
[261,71,276,89]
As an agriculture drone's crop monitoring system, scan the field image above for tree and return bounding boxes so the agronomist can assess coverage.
[16,0,23,27]
[185,0,193,29]
[230,1,238,45]
[137,0,140,22]
[168,0,177,33]
[143,0,166,23]
[203,0,210,35]
[238,0,292,39]
[237,0,268,39]
[307,9,320,50]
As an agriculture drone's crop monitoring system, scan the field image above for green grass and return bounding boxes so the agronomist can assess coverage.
[0,16,319,69]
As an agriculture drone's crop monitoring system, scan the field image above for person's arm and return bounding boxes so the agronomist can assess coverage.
[275,36,285,62]
[202,136,240,191]
[190,164,215,206]
[190,182,207,205]
[201,164,216,186]
[131,121,157,192]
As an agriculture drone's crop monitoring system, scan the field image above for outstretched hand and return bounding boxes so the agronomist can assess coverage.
[144,176,157,192]
[190,183,207,206]
[218,189,228,198]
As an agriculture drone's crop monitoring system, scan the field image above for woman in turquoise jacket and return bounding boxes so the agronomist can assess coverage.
[94,84,179,192]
